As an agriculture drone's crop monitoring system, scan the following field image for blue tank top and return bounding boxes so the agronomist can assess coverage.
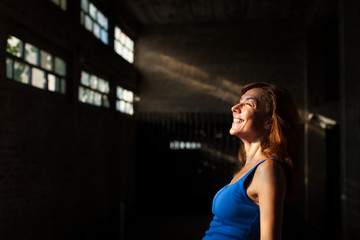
[203,158,277,240]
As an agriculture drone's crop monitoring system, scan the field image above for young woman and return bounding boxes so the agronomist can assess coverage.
[203,82,301,240]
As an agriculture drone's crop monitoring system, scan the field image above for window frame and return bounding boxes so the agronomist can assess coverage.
[5,35,67,94]
[80,0,109,45]
[116,85,135,115]
[114,26,134,63]
[78,70,111,108]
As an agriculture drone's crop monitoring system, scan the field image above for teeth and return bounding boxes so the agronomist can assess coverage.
[234,119,244,123]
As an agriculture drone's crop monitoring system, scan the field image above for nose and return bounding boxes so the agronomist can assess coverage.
[231,103,241,113]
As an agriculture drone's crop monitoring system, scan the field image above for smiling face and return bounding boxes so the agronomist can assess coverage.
[229,88,271,142]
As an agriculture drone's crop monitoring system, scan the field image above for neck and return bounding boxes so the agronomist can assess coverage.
[243,140,263,164]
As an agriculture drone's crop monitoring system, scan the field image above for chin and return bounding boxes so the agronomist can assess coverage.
[229,128,237,136]
[229,130,241,138]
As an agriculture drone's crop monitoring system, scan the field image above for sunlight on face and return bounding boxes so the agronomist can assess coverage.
[230,88,269,141]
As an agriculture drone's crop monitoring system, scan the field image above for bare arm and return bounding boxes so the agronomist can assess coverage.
[253,160,286,240]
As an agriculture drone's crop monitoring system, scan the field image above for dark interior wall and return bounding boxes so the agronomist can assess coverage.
[132,112,239,240]
[0,0,138,239]
[135,21,306,113]
[339,0,360,239]
[134,112,239,214]
[305,1,341,238]
[305,0,360,238]
[0,83,136,239]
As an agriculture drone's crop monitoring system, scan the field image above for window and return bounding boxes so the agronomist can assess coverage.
[51,0,67,11]
[80,0,108,44]
[6,35,67,94]
[116,86,134,115]
[170,141,201,150]
[79,70,110,108]
[114,26,134,63]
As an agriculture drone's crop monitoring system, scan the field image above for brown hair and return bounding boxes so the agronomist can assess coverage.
[238,82,301,198]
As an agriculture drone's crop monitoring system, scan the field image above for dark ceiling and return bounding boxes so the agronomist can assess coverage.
[120,0,336,114]
[123,0,317,25]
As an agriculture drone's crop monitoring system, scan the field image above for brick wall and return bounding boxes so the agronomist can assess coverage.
[0,0,138,239]
[0,75,137,240]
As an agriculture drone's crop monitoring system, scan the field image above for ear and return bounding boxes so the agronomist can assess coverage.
[264,117,272,130]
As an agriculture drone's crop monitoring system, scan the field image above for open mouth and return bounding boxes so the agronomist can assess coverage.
[234,119,244,123]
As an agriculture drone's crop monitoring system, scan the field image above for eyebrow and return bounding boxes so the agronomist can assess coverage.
[239,96,258,102]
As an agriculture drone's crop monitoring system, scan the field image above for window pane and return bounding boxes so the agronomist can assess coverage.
[48,73,57,92]
[114,28,134,63]
[40,50,53,71]
[89,3,97,20]
[81,71,90,86]
[89,74,98,89]
[121,33,127,45]
[79,86,85,103]
[126,102,133,115]
[6,58,13,79]
[25,43,39,66]
[127,38,134,51]
[7,36,67,94]
[116,86,135,115]
[97,12,108,30]
[129,52,134,63]
[123,48,129,62]
[114,40,123,55]
[32,67,46,89]
[116,100,120,111]
[97,11,105,28]
[102,16,108,30]
[101,30,108,45]
[79,86,94,104]
[98,78,109,93]
[129,105,134,115]
[115,27,121,40]
[117,86,123,99]
[127,90,133,102]
[7,36,23,57]
[125,37,131,49]
[119,100,125,112]
[79,71,109,107]
[60,0,67,10]
[60,78,66,94]
[103,80,109,93]
[86,89,95,104]
[127,90,134,102]
[123,89,129,101]
[14,61,29,84]
[54,57,66,76]
[81,0,89,12]
[80,11,85,25]
[103,95,110,108]
[84,15,93,31]
[93,23,101,38]
[94,92,102,106]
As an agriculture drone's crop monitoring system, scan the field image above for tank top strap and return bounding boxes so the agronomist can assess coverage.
[242,157,281,182]
[247,157,275,174]
[239,157,281,204]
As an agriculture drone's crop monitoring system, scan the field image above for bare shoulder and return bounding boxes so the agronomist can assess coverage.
[247,158,287,204]
[254,159,286,185]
